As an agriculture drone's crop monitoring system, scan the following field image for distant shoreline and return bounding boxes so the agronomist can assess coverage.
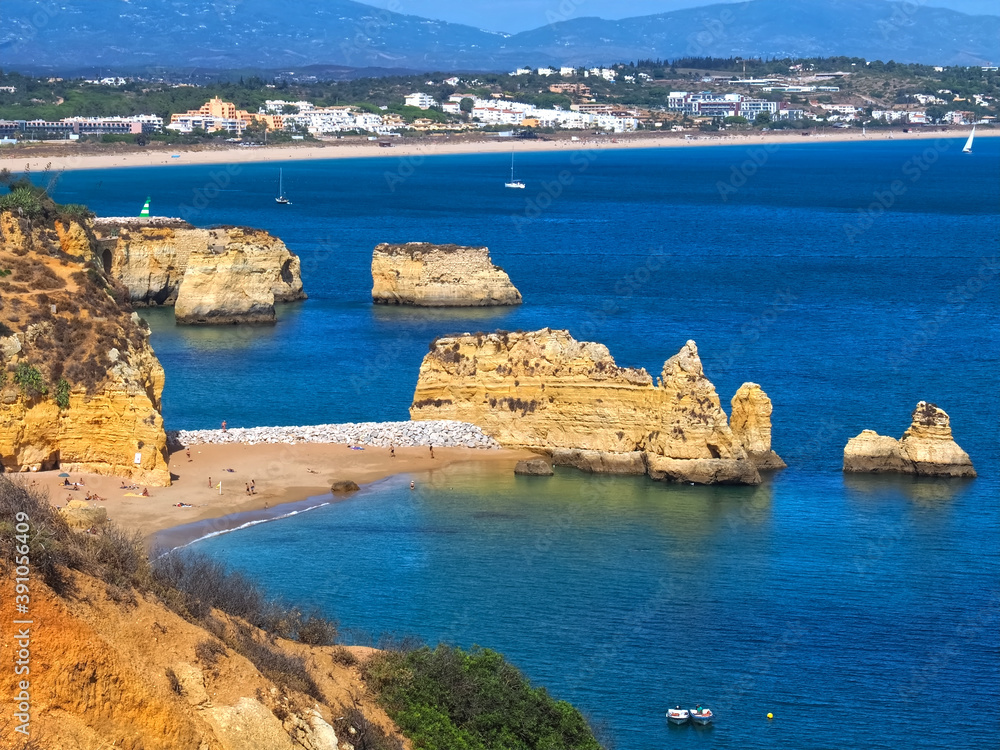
[2,128,993,173]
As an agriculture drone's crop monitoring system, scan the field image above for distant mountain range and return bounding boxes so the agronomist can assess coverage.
[1,0,997,74]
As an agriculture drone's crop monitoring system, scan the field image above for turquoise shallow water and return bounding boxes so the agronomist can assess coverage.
[49,138,1000,748]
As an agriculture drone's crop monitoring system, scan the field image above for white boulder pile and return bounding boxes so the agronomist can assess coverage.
[168,420,501,450]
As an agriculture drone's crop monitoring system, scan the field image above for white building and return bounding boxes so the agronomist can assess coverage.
[167,115,244,134]
[537,67,557,76]
[560,67,576,77]
[404,93,436,109]
[263,100,314,113]
[510,68,532,76]
[282,106,398,135]
[871,110,909,122]
[667,91,777,119]
[819,104,861,116]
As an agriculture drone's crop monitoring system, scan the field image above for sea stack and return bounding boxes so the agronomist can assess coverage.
[93,219,306,324]
[730,383,786,470]
[410,329,767,485]
[371,242,522,306]
[0,209,170,485]
[843,401,975,477]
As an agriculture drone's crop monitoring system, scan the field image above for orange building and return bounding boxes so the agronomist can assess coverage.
[172,97,284,132]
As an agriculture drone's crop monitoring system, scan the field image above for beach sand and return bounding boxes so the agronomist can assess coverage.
[29,442,534,543]
[2,128,992,173]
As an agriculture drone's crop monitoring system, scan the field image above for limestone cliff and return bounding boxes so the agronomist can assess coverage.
[843,401,976,477]
[0,211,170,485]
[371,242,522,307]
[93,219,306,323]
[730,383,786,470]
[410,329,763,485]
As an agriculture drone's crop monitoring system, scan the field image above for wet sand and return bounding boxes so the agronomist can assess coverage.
[3,128,991,173]
[29,441,534,543]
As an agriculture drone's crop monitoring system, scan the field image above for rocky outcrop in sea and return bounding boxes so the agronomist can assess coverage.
[168,420,501,449]
[371,242,522,307]
[410,328,781,485]
[730,382,787,470]
[843,401,976,477]
[92,219,306,324]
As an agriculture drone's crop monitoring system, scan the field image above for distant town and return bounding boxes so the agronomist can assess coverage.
[1,58,996,145]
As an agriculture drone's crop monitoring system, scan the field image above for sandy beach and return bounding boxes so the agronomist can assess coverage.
[2,128,992,173]
[27,442,533,544]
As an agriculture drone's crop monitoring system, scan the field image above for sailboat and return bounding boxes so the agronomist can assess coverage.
[963,126,975,154]
[139,197,151,218]
[275,169,291,204]
[505,152,525,189]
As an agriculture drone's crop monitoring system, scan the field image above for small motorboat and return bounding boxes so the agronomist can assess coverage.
[690,706,714,725]
[666,706,690,724]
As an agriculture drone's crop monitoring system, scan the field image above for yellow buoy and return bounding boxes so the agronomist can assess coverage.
[767,713,774,720]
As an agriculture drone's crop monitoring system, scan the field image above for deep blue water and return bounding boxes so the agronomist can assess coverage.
[48,139,999,748]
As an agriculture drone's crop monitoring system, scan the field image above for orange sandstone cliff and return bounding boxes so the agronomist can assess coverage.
[843,401,976,477]
[410,328,782,485]
[0,210,170,485]
[93,219,306,324]
[371,242,522,307]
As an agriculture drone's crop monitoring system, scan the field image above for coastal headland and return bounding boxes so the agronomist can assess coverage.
[3,128,994,173]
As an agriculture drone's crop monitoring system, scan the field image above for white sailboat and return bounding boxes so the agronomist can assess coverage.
[963,126,975,154]
[275,168,291,204]
[505,151,525,189]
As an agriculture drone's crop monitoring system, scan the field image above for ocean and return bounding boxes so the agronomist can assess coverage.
[50,138,999,748]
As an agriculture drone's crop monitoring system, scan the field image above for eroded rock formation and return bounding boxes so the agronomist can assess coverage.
[0,211,171,485]
[410,328,769,485]
[93,219,306,323]
[843,401,976,477]
[730,382,786,470]
[371,242,522,306]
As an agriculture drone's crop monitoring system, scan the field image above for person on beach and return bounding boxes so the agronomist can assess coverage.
[141,487,150,497]
[208,476,212,488]
[390,445,395,458]
[246,483,251,496]
[251,480,255,494]
[410,481,415,490]
[429,445,435,459]
[221,420,227,432]
[186,449,192,462]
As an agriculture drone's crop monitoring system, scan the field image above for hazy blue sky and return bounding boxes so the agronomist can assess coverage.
[364,0,1000,32]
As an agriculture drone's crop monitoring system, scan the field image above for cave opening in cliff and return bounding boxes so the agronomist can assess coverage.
[280,259,293,285]
[101,248,113,275]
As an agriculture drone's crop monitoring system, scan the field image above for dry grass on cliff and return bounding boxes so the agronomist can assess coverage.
[0,476,409,748]
[0,209,149,396]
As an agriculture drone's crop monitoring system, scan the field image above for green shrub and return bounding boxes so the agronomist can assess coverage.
[13,362,47,397]
[54,378,70,409]
[364,646,602,750]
